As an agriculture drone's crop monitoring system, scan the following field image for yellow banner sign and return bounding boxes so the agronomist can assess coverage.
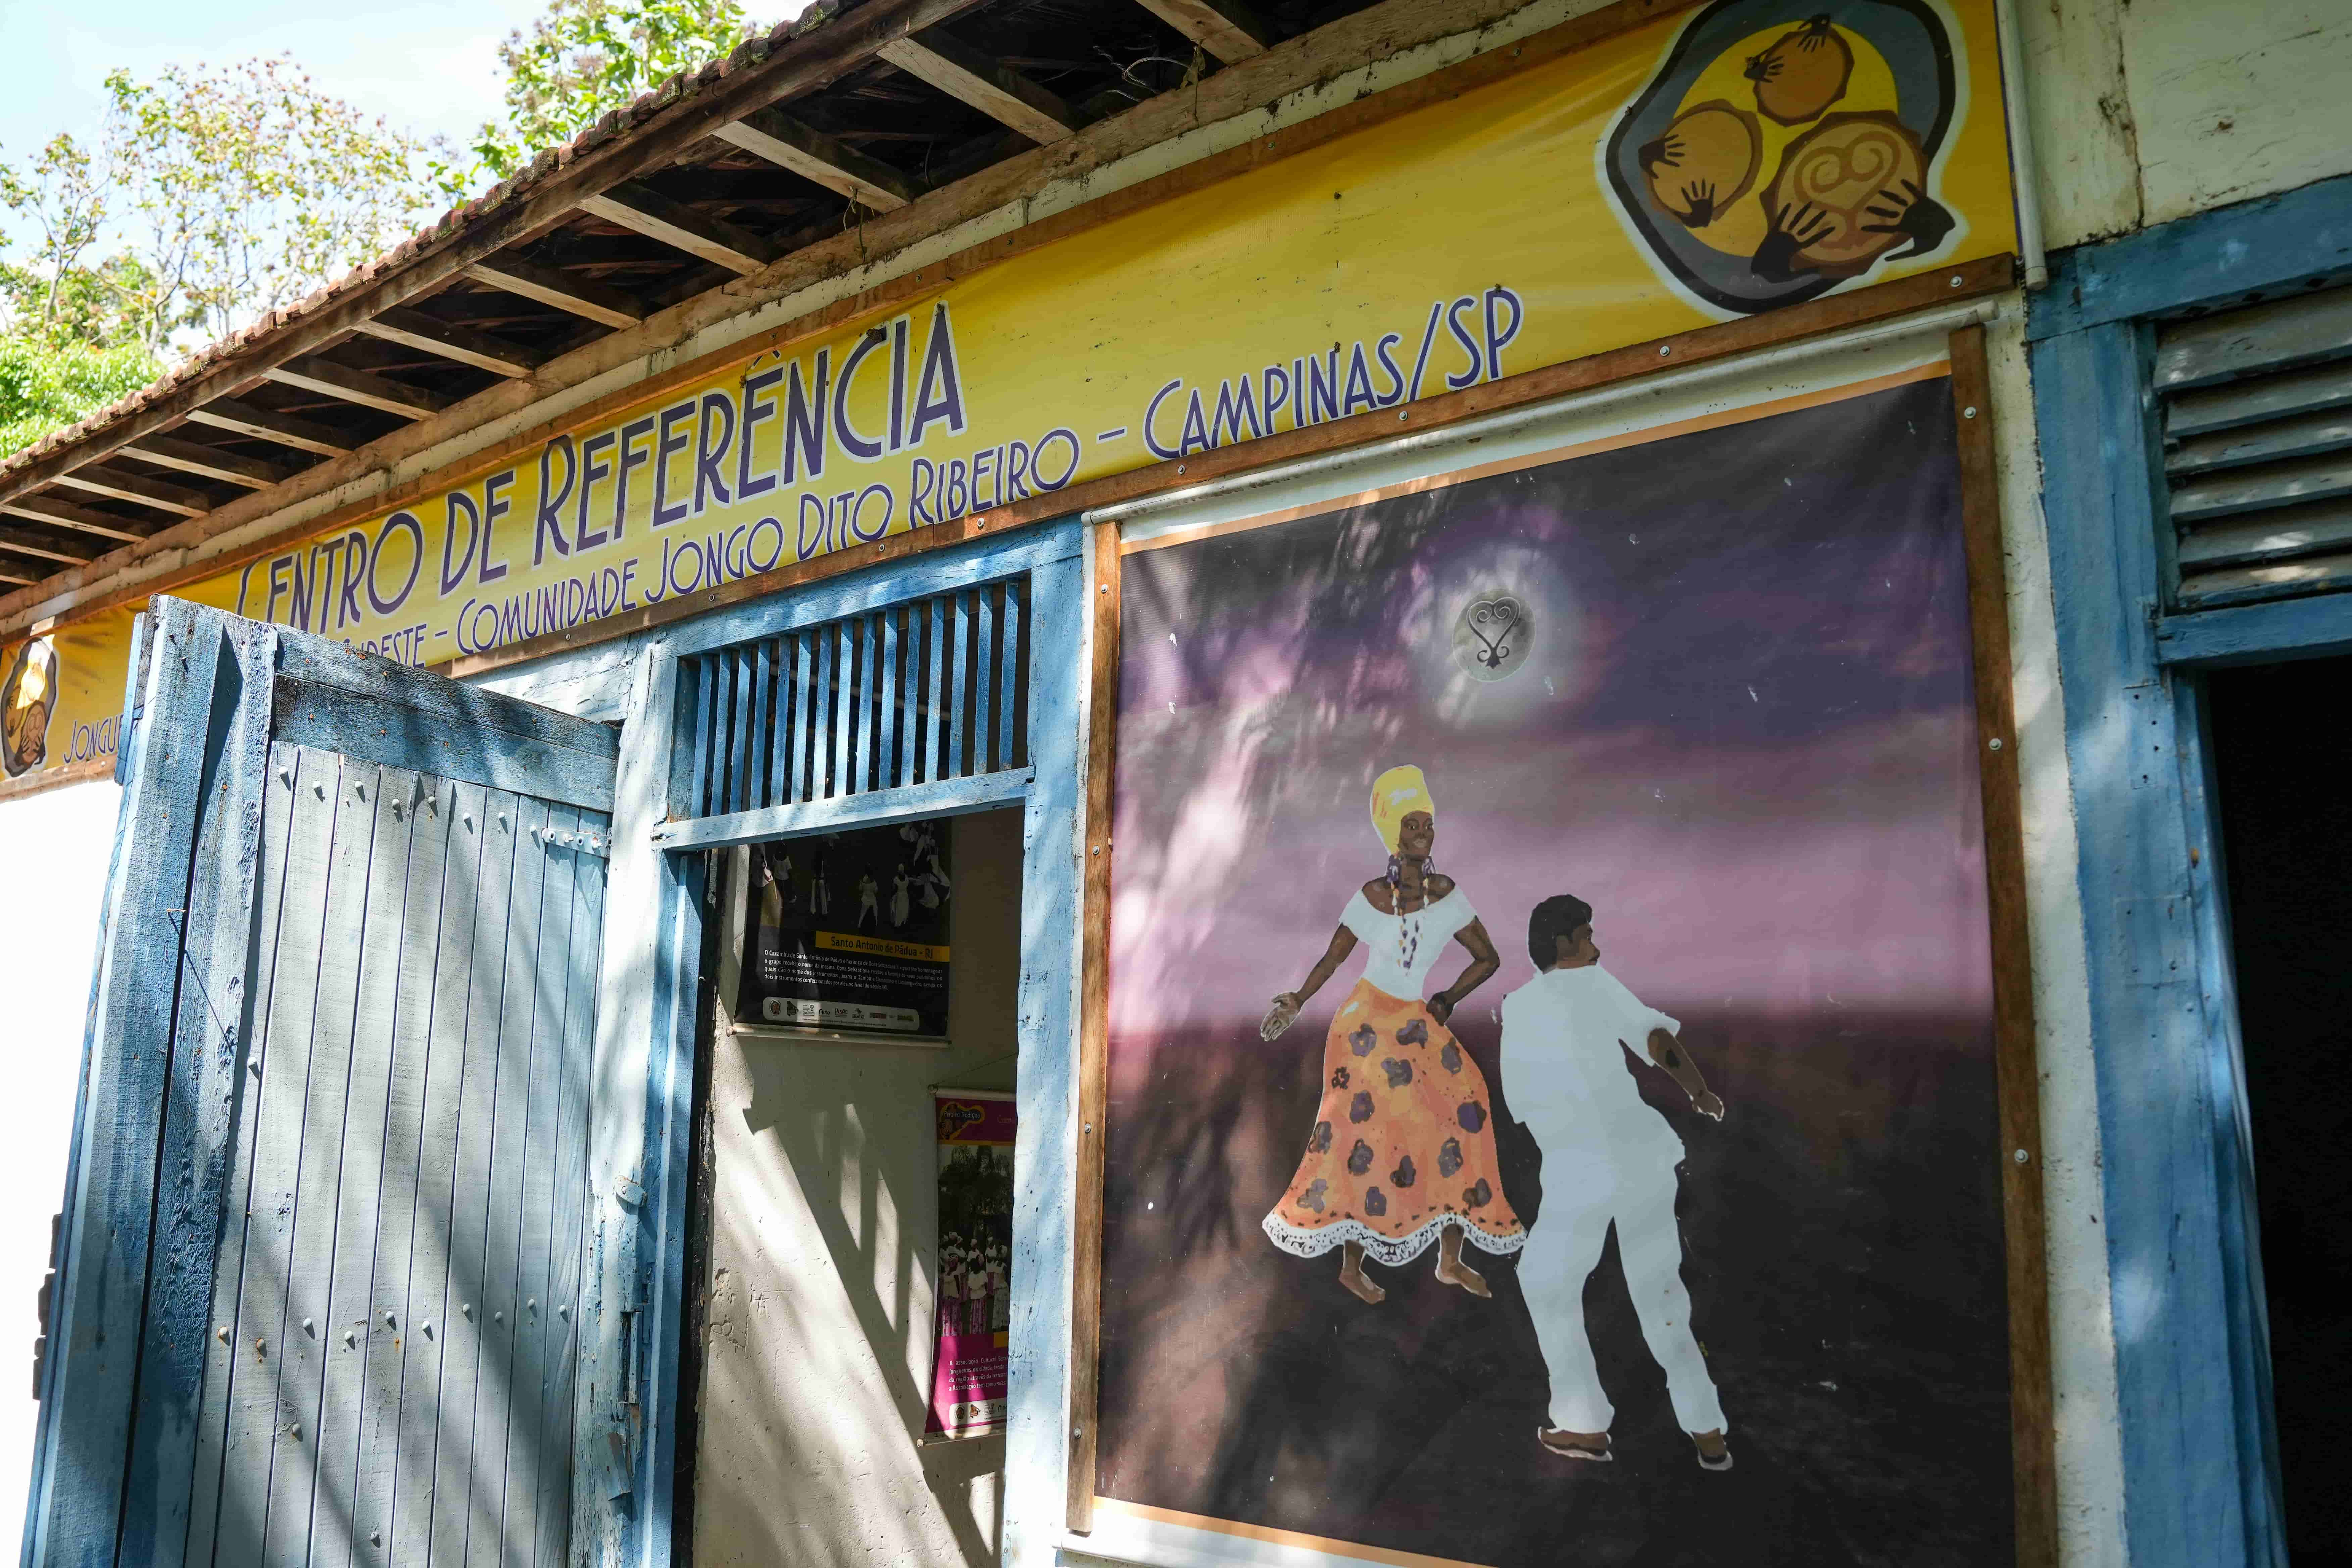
[816,930,952,964]
[2,0,2013,785]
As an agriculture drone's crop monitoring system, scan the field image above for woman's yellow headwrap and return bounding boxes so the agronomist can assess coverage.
[1370,764,1435,854]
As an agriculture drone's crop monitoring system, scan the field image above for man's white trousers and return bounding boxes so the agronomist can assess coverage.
[1518,1154,1727,1436]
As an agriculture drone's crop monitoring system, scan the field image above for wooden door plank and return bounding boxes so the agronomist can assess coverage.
[463,793,554,1568]
[731,645,756,816]
[881,609,903,791]
[350,769,457,1563]
[973,589,996,774]
[945,591,970,778]
[500,806,580,1568]
[33,606,226,1568]
[998,582,1022,769]
[309,767,425,1568]
[925,597,945,784]
[390,779,492,1564]
[209,746,344,1566]
[427,787,523,1567]
[749,640,774,811]
[183,740,302,1567]
[535,811,606,1568]
[259,761,383,1562]
[119,615,275,1568]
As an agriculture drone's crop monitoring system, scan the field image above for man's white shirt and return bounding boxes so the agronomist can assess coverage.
[1500,964,1686,1188]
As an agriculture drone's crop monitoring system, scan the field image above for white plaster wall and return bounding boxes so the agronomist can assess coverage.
[692,807,1024,1568]
[2023,0,2352,247]
[1983,313,2129,1568]
[0,780,120,1564]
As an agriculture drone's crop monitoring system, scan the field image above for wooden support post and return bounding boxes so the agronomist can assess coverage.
[577,183,781,277]
[262,358,455,420]
[354,307,549,378]
[877,29,1075,145]
[1132,0,1269,63]
[463,258,647,331]
[713,108,918,212]
[182,399,355,458]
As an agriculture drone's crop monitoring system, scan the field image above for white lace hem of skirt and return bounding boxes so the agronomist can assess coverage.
[1261,1210,1527,1267]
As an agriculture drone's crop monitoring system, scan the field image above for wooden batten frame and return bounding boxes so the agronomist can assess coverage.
[1948,322,2059,1568]
[1066,521,1121,1534]
[2,0,1701,639]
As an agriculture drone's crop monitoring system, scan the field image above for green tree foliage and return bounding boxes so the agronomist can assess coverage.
[0,337,158,457]
[472,0,761,181]
[0,55,445,456]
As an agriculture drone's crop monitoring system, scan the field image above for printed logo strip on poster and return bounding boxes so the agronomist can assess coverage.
[0,0,2014,782]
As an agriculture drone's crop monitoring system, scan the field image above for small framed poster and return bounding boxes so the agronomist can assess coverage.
[736,817,953,1040]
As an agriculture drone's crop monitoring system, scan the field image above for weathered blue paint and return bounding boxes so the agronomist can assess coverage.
[272,676,618,811]
[2032,223,2302,1565]
[2154,593,2352,666]
[2026,170,2352,342]
[628,516,1087,1568]
[651,768,1036,850]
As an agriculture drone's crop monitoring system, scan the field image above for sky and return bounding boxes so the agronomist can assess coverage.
[0,0,812,169]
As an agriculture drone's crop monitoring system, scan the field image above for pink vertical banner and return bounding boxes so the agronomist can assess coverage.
[926,1090,1015,1440]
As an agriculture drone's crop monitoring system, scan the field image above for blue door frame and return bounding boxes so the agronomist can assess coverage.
[619,518,1088,1568]
[2029,170,2352,1568]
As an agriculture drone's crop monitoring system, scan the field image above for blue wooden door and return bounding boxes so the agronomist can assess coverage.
[26,598,617,1568]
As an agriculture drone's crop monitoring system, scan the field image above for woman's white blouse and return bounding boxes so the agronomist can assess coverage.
[1342,886,1477,1000]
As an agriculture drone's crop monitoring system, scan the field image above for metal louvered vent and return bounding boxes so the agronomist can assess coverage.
[675,576,1030,823]
[2160,284,2352,607]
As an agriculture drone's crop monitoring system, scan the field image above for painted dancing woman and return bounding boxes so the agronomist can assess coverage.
[1261,765,1526,1304]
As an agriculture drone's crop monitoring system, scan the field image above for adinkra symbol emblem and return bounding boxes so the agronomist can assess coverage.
[1452,594,1531,683]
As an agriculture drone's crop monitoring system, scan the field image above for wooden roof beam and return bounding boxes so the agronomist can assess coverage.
[713,107,918,212]
[464,257,646,331]
[1132,0,1270,63]
[182,399,355,458]
[0,526,100,568]
[354,307,550,378]
[576,182,781,277]
[261,357,455,420]
[52,466,210,518]
[0,496,155,544]
[877,28,1075,145]
[117,435,296,490]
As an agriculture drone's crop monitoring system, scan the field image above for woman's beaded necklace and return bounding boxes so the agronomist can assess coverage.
[1385,854,1436,972]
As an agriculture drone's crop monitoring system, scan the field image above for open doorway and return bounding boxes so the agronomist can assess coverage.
[2206,656,2352,1555]
[673,807,1025,1568]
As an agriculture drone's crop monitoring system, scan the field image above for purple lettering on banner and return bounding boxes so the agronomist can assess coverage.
[577,429,617,551]
[739,365,784,499]
[1483,285,1524,381]
[536,435,577,566]
[479,470,516,584]
[371,511,425,617]
[1180,390,1212,456]
[1374,331,1408,406]
[615,414,656,540]
[1032,429,1080,491]
[798,493,829,561]
[652,399,696,527]
[1143,379,1185,460]
[1443,295,1484,390]
[910,457,937,524]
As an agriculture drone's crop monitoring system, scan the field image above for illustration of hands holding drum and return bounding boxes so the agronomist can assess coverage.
[1610,1,1963,310]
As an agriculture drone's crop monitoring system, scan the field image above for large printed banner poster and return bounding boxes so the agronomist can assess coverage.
[928,1091,1015,1441]
[1098,371,2013,1565]
[1,0,2016,784]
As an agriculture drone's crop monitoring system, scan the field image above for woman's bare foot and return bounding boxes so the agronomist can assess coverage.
[1692,1429,1734,1471]
[1434,1256,1490,1297]
[1436,1228,1492,1297]
[1537,1425,1612,1461]
[1338,1241,1386,1304]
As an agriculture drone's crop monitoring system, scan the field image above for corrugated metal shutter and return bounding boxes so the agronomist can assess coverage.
[2159,284,2352,607]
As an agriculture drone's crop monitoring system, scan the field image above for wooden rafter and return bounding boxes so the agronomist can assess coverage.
[1133,0,1269,63]
[117,435,294,490]
[0,0,985,517]
[0,497,154,543]
[354,307,549,378]
[713,107,917,212]
[261,358,454,420]
[463,258,646,330]
[181,400,353,460]
[577,182,782,276]
[52,466,209,518]
[0,526,100,567]
[878,28,1075,145]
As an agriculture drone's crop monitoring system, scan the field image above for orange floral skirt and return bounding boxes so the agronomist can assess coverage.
[1263,978,1526,1266]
